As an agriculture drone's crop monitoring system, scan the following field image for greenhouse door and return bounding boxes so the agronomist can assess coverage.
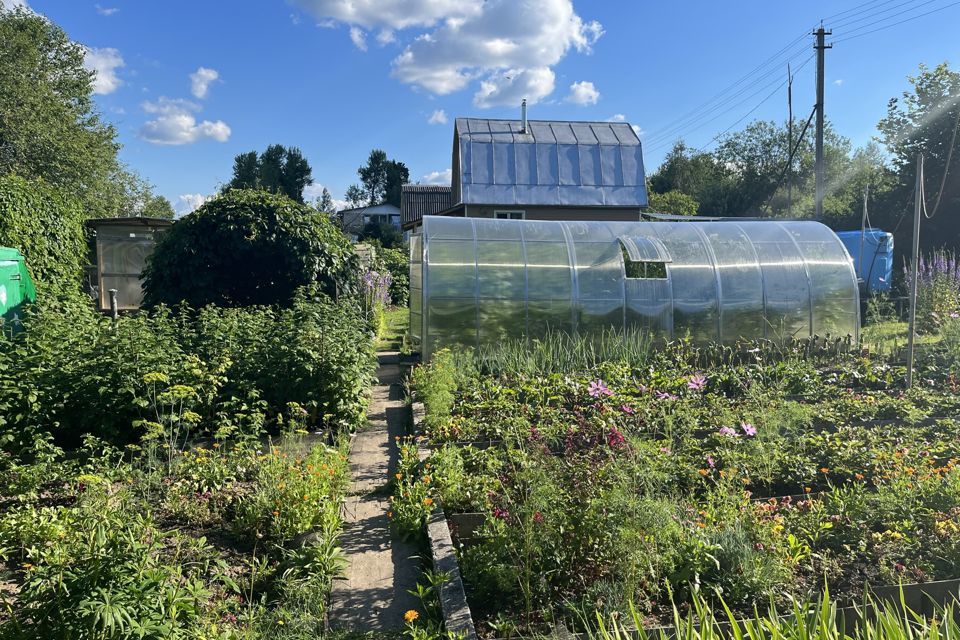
[619,236,673,339]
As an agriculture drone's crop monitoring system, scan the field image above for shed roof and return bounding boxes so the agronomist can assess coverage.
[401,184,452,229]
[453,117,647,209]
[85,216,173,229]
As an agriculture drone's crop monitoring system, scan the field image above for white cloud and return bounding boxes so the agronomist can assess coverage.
[376,29,396,45]
[566,80,599,105]
[421,168,452,185]
[0,0,30,10]
[189,67,219,99]
[606,113,626,122]
[297,0,602,108]
[474,67,555,108]
[349,26,367,51]
[83,47,124,95]
[834,79,844,86]
[427,109,448,125]
[176,193,210,217]
[95,4,118,16]
[140,97,231,145]
[293,0,482,30]
[632,125,643,138]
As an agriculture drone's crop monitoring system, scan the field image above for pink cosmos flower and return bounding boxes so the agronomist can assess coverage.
[706,455,715,468]
[620,404,635,415]
[687,374,707,391]
[741,422,757,437]
[718,426,739,437]
[588,379,614,398]
[655,391,678,401]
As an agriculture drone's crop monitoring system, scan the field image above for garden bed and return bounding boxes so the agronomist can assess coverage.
[396,337,960,635]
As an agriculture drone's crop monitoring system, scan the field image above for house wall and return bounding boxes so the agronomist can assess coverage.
[467,205,642,222]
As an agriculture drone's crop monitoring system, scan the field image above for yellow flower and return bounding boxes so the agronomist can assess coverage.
[404,610,419,623]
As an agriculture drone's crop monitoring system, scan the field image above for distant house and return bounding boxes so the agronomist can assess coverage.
[340,203,401,239]
[401,115,647,231]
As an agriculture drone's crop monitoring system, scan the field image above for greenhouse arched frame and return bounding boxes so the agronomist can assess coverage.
[409,216,860,358]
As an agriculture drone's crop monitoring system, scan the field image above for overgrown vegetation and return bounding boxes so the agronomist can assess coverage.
[143,190,360,309]
[403,327,960,634]
[0,174,86,292]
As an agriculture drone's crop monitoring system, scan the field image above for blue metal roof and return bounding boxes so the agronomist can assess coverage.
[453,118,648,208]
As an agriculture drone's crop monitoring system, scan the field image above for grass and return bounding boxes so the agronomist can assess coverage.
[376,306,409,352]
[861,320,941,356]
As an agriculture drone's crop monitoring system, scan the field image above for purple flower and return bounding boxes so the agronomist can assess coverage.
[687,374,707,392]
[492,507,510,520]
[706,455,715,468]
[636,383,648,394]
[718,426,739,437]
[655,391,678,401]
[951,312,960,319]
[587,379,614,398]
[620,404,635,415]
[741,422,757,437]
[660,447,672,455]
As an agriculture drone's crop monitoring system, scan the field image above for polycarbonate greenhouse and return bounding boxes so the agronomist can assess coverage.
[410,216,860,357]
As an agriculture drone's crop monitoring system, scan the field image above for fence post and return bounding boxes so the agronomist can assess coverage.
[109,288,119,321]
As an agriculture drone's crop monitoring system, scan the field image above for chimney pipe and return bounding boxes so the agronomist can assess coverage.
[521,98,527,134]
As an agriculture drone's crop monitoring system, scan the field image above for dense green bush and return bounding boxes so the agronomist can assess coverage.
[143,189,360,308]
[376,245,409,306]
[0,289,376,448]
[0,174,85,291]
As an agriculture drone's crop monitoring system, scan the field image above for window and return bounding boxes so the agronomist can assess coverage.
[494,210,525,220]
[619,236,671,279]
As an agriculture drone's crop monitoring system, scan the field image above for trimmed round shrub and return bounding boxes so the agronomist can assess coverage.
[143,189,359,308]
[0,174,85,292]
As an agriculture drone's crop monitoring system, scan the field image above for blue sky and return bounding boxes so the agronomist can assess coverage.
[18,0,960,214]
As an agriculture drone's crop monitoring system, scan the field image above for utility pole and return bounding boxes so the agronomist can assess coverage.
[906,154,923,389]
[787,63,794,218]
[814,24,832,219]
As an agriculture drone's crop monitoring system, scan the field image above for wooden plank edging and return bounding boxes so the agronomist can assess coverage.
[411,399,479,639]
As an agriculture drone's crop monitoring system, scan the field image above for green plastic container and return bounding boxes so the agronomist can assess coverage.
[0,246,36,326]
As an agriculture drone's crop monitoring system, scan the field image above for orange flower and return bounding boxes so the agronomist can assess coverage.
[303,494,310,501]
[272,510,279,516]
[395,473,402,480]
[820,467,829,474]
[804,487,812,493]
[698,469,709,476]
[388,511,393,518]
[404,609,419,623]
[855,473,864,480]
[423,476,432,484]
[423,498,434,506]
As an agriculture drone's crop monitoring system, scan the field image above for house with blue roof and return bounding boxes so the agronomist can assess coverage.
[402,108,648,231]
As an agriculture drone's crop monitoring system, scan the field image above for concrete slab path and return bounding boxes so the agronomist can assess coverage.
[329,353,421,631]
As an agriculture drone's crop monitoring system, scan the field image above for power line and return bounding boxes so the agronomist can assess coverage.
[692,54,817,154]
[831,0,935,29]
[823,0,904,21]
[645,45,812,150]
[833,0,960,41]
[643,34,810,145]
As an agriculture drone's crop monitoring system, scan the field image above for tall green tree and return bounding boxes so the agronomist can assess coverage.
[877,62,960,250]
[356,149,409,207]
[0,6,155,218]
[224,144,314,203]
[140,195,176,219]
[318,187,334,214]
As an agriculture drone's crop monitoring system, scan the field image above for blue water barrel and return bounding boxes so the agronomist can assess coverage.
[836,229,893,293]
